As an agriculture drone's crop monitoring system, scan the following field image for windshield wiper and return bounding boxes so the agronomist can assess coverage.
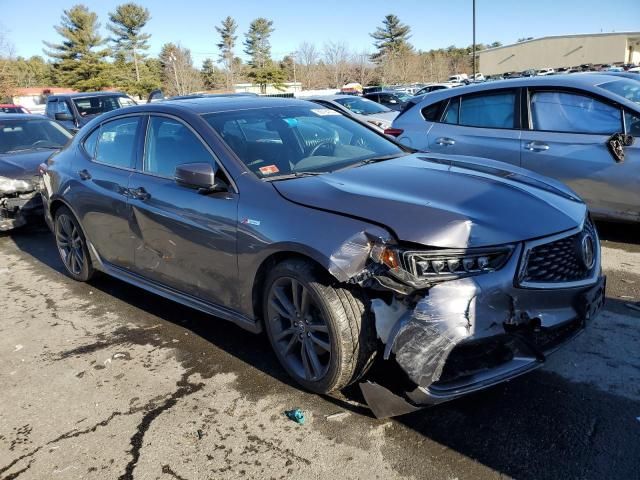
[336,153,406,171]
[263,171,326,181]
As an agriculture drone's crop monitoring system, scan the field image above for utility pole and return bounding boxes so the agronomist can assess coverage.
[472,0,476,80]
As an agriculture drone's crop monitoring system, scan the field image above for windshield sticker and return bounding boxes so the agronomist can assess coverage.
[311,108,340,116]
[259,164,280,175]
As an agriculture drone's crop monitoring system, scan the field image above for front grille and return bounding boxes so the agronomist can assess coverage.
[521,221,597,284]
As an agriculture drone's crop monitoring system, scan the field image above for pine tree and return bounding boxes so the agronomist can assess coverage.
[107,2,151,84]
[201,58,225,90]
[244,18,274,69]
[44,4,110,91]
[370,14,412,63]
[215,16,237,89]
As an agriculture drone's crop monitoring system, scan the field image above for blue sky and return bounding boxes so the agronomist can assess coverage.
[2,0,639,66]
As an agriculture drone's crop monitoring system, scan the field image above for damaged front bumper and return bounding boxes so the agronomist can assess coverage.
[363,241,605,418]
[0,190,43,231]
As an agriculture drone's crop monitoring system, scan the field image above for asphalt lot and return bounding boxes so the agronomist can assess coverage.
[1,221,639,480]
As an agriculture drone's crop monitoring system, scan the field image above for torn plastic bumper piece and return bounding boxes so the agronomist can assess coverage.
[363,267,606,418]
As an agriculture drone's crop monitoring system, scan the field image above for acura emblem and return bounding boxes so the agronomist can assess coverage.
[579,233,595,270]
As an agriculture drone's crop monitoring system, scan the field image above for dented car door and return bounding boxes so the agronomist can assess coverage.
[128,115,239,307]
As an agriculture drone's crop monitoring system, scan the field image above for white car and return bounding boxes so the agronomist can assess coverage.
[307,95,398,131]
[537,68,555,76]
[414,83,463,96]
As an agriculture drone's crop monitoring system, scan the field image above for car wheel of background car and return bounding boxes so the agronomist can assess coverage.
[263,259,376,394]
[54,206,94,282]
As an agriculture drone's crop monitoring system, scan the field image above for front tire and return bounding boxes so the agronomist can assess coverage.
[54,206,94,282]
[263,259,376,393]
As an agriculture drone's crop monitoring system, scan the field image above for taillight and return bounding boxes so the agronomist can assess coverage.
[383,127,404,137]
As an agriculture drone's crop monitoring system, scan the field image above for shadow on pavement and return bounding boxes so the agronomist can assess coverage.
[6,226,640,480]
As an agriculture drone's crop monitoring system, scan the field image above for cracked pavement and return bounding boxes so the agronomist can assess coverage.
[1,222,639,480]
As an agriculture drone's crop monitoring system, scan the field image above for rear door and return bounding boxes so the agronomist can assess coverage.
[128,114,239,306]
[521,89,640,220]
[427,89,522,165]
[72,115,143,269]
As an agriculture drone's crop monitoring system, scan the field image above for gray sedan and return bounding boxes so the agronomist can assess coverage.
[390,74,640,223]
[306,94,398,131]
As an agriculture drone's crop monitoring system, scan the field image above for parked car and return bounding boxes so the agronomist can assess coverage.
[537,68,555,76]
[40,96,605,418]
[0,114,72,231]
[414,83,463,96]
[0,104,31,114]
[362,91,412,111]
[388,74,640,223]
[448,74,468,82]
[307,94,398,131]
[45,91,137,132]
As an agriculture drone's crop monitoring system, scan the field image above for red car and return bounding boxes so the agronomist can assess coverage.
[0,104,31,114]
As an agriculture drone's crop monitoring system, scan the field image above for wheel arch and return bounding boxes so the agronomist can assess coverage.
[251,250,337,326]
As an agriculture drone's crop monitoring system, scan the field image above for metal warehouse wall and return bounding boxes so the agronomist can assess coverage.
[478,33,640,75]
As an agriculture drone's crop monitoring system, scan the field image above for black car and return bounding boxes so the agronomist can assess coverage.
[0,114,72,231]
[45,91,137,132]
[40,96,604,418]
[362,91,412,111]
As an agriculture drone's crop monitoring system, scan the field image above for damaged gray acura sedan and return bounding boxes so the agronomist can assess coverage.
[40,97,605,418]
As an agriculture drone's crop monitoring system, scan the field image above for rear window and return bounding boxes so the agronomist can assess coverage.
[421,101,444,121]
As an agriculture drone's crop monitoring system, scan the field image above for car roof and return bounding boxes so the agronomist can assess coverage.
[411,73,638,103]
[48,91,128,99]
[0,113,48,120]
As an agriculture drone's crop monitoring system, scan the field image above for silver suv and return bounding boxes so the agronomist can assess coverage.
[389,74,640,223]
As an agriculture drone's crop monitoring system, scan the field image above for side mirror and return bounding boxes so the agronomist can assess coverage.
[55,112,73,121]
[175,162,225,193]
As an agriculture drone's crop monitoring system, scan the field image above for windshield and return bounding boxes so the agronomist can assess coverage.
[394,92,412,102]
[73,95,135,117]
[0,118,72,154]
[599,79,640,105]
[0,106,24,114]
[333,97,391,115]
[204,105,404,179]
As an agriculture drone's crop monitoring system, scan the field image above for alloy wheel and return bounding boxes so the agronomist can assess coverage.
[266,277,332,381]
[55,213,85,276]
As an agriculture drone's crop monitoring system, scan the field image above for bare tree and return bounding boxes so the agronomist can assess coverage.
[159,43,203,96]
[323,41,350,89]
[297,42,319,89]
[351,51,375,86]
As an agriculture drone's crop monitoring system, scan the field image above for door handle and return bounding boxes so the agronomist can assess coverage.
[77,169,92,180]
[524,141,550,152]
[435,137,456,146]
[130,187,151,201]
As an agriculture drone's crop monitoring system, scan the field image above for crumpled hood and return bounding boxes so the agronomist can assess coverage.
[273,153,587,248]
[0,150,52,181]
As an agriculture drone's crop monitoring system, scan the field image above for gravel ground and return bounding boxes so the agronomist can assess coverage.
[1,222,639,480]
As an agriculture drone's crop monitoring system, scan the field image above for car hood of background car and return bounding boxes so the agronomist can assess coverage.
[0,150,52,180]
[273,153,587,248]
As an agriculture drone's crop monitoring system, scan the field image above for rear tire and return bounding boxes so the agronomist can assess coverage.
[54,206,94,282]
[263,258,376,393]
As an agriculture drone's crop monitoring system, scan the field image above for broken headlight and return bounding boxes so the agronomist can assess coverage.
[0,176,34,194]
[371,244,513,284]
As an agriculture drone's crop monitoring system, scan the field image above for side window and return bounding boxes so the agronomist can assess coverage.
[530,91,621,134]
[45,100,56,116]
[459,91,516,129]
[144,116,214,178]
[421,101,443,122]
[442,98,459,124]
[56,100,71,115]
[83,128,100,157]
[625,111,640,136]
[95,116,142,169]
